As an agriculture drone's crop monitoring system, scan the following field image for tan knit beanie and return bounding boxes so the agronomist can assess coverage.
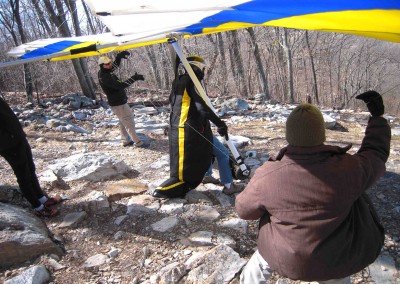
[285,103,326,147]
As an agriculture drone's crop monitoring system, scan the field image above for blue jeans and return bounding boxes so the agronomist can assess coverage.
[205,135,233,184]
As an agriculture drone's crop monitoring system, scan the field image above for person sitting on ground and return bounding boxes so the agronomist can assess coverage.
[202,134,244,195]
[98,50,149,148]
[236,91,390,284]
[0,96,62,217]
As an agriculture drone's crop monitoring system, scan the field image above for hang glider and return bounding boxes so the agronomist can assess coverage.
[1,0,400,68]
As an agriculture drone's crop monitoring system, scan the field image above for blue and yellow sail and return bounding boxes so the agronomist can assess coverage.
[2,0,400,67]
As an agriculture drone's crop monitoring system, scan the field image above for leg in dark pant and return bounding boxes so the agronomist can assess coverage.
[0,140,46,208]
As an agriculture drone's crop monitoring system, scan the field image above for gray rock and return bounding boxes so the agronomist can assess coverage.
[4,265,50,284]
[322,113,337,129]
[48,152,132,182]
[46,118,64,128]
[64,123,90,134]
[46,258,66,271]
[134,106,158,115]
[214,191,234,207]
[149,155,170,170]
[369,254,397,284]
[150,262,187,284]
[127,195,160,216]
[220,98,250,112]
[83,253,109,268]
[182,205,220,222]
[72,111,90,120]
[185,190,213,205]
[185,244,246,283]
[214,233,236,248]
[107,247,120,258]
[159,199,186,215]
[0,203,63,267]
[218,218,248,234]
[114,215,129,226]
[58,211,87,228]
[392,127,400,136]
[218,135,251,148]
[151,216,179,232]
[188,231,213,246]
[0,186,19,203]
[82,191,110,213]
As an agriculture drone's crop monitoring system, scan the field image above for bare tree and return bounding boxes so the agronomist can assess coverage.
[216,33,229,96]
[279,28,294,102]
[304,31,319,104]
[30,0,52,35]
[0,0,34,102]
[145,45,163,89]
[246,27,270,100]
[43,0,96,99]
[227,30,249,97]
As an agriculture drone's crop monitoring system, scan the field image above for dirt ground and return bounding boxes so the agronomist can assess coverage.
[0,95,399,283]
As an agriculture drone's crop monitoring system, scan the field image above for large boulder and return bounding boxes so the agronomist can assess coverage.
[0,203,63,267]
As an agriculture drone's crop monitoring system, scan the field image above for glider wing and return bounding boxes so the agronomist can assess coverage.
[1,0,400,67]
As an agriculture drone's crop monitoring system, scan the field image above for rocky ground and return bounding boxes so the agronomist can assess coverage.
[0,93,399,284]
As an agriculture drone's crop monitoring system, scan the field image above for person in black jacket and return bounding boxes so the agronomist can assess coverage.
[98,51,149,148]
[0,97,60,217]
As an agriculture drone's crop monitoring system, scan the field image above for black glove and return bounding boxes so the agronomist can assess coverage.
[130,72,144,81]
[356,90,384,117]
[116,50,130,60]
[217,121,228,140]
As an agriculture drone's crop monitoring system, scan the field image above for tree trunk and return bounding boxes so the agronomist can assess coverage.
[43,0,96,99]
[30,0,53,35]
[246,28,270,100]
[11,0,33,102]
[228,30,248,97]
[281,28,294,103]
[305,31,319,104]
[146,45,162,89]
[81,0,97,34]
[160,45,171,90]
[66,0,96,99]
[217,33,229,96]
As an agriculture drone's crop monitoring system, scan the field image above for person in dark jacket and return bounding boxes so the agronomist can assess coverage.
[0,97,61,217]
[98,51,149,148]
[153,55,228,198]
[236,91,391,284]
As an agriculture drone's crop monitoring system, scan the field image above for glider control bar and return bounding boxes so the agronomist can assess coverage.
[168,37,250,179]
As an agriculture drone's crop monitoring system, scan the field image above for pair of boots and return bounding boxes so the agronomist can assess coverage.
[35,196,63,217]
[202,176,244,195]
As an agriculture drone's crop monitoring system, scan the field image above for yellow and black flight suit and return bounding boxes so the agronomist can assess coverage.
[155,69,225,198]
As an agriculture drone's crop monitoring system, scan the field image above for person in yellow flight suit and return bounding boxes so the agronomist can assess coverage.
[154,55,228,198]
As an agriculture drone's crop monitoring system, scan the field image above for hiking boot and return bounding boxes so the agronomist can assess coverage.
[222,183,245,195]
[44,195,63,207]
[123,141,134,147]
[151,190,169,198]
[35,206,59,217]
[136,140,150,148]
[202,176,220,184]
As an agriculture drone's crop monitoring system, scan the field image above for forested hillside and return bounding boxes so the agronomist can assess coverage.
[0,1,400,114]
